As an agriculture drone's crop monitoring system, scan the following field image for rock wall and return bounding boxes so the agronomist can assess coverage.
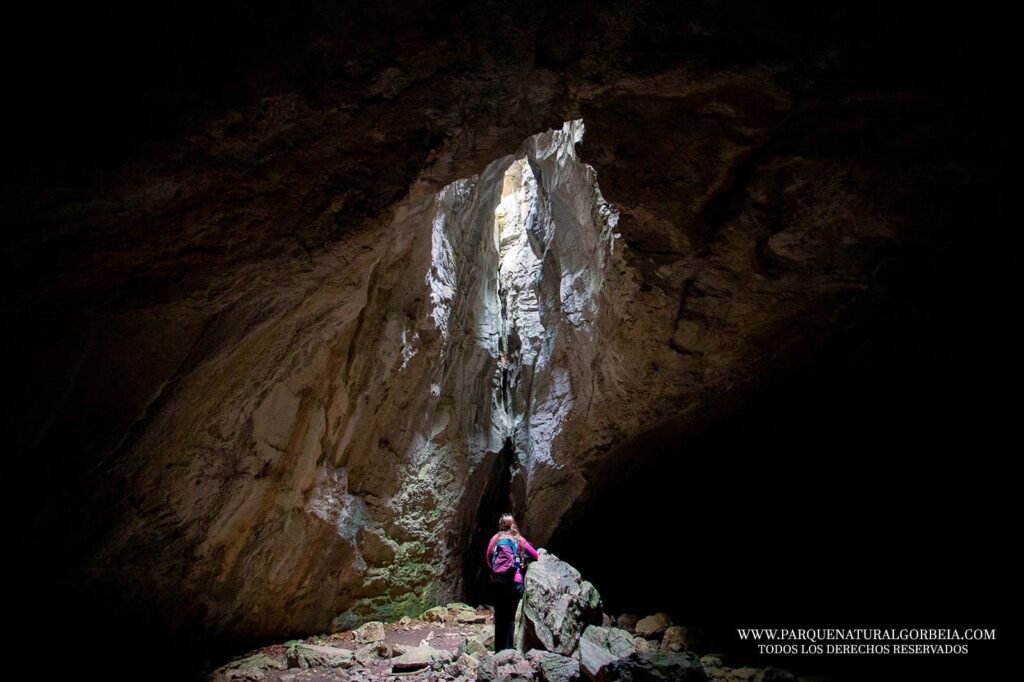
[4,0,1016,662]
[13,119,629,641]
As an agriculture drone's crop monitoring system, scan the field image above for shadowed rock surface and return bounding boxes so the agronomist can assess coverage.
[3,2,1016,680]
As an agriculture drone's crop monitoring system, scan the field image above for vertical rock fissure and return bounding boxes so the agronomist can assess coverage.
[431,121,618,608]
[463,157,541,603]
[464,435,517,604]
[492,156,542,468]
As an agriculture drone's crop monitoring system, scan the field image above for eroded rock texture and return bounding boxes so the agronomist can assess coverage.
[3,1,1016,679]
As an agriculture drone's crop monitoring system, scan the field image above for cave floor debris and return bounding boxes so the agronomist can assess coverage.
[208,605,494,681]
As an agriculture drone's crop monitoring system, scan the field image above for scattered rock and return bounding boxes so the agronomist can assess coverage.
[391,644,453,673]
[208,652,287,680]
[457,635,488,658]
[527,649,583,682]
[481,625,495,649]
[285,642,355,669]
[479,649,537,680]
[617,614,640,633]
[416,602,486,625]
[354,641,391,666]
[423,606,450,622]
[602,613,615,627]
[633,636,658,654]
[354,620,386,644]
[579,625,637,679]
[702,663,802,682]
[595,650,709,682]
[635,613,673,638]
[457,652,481,673]
[519,550,603,655]
[662,625,689,651]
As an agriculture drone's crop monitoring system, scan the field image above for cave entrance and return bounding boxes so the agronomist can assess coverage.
[463,436,517,605]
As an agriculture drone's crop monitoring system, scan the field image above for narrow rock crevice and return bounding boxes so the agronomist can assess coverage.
[446,121,619,607]
[463,435,518,605]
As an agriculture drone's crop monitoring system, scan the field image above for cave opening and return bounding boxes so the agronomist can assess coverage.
[492,155,541,423]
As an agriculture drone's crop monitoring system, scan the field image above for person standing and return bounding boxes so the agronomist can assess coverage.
[485,513,539,652]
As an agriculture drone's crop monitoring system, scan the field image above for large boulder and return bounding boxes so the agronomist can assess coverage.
[519,550,603,655]
[578,626,637,679]
[595,650,709,682]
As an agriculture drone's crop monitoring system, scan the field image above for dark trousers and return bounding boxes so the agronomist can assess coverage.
[491,580,523,652]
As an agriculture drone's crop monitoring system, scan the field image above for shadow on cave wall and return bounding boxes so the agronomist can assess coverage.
[546,245,1017,681]
[463,437,519,606]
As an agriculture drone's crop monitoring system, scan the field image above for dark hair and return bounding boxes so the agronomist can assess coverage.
[498,513,520,536]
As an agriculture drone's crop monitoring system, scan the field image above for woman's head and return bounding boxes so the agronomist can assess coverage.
[498,513,519,536]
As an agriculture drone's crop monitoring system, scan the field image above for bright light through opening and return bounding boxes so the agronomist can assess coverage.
[493,157,544,370]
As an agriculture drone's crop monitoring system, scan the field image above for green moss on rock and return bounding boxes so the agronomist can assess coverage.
[342,581,440,627]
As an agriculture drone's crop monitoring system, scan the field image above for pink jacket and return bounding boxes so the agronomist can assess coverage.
[485,533,539,583]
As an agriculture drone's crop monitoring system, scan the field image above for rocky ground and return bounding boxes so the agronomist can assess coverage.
[207,603,488,682]
[207,552,823,682]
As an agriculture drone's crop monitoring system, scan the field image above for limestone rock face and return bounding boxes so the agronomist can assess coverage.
[6,1,1015,670]
[519,550,603,656]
